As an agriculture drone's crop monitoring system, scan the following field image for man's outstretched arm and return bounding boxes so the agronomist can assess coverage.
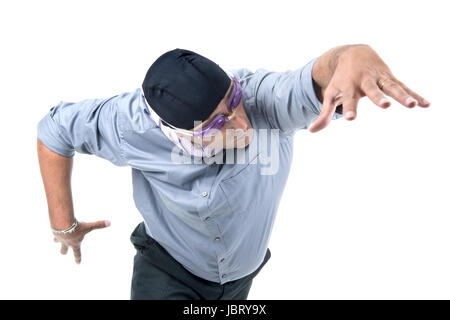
[309,44,430,133]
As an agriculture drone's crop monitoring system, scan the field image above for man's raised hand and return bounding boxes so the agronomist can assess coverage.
[308,45,430,133]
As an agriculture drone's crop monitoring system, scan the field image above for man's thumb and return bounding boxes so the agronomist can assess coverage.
[88,220,111,232]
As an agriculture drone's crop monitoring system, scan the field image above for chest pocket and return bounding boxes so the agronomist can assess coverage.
[218,152,262,215]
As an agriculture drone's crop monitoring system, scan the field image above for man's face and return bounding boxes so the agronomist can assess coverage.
[176,79,254,150]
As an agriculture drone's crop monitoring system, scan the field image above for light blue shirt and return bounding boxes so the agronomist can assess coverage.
[37,57,342,284]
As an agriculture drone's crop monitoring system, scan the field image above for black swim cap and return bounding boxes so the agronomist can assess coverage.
[142,48,231,130]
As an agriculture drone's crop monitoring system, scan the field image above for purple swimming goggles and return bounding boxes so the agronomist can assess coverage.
[160,74,242,138]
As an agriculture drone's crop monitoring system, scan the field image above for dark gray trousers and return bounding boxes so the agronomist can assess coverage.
[130,222,271,300]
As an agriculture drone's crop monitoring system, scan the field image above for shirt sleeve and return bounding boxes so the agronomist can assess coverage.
[230,57,343,135]
[37,95,128,167]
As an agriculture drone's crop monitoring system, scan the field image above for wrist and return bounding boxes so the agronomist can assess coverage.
[49,209,76,231]
[312,54,330,94]
[50,215,77,232]
[312,77,324,103]
[51,218,78,234]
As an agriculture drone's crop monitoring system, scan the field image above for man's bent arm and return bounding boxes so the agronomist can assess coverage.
[36,95,130,231]
[37,137,75,230]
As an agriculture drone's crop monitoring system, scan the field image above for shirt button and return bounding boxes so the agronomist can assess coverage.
[204,217,210,221]
[202,191,208,197]
[214,237,221,242]
[220,258,225,263]
[222,274,227,279]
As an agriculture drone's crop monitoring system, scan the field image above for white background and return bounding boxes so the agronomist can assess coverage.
[0,0,448,299]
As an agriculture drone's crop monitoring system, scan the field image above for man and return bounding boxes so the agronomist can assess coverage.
[37,45,429,300]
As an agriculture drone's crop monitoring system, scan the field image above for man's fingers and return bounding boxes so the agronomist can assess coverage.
[73,246,81,264]
[361,78,391,108]
[60,244,69,255]
[85,220,111,233]
[378,78,418,108]
[309,89,340,133]
[393,78,430,108]
[342,97,359,120]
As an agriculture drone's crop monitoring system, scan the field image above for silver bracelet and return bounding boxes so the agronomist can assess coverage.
[51,219,78,234]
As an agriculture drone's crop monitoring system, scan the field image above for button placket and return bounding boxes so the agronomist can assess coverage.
[197,165,229,283]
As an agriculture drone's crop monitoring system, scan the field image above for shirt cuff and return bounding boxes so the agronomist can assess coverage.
[300,57,344,120]
[37,111,75,158]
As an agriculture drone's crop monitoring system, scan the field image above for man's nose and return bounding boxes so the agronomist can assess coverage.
[232,114,248,131]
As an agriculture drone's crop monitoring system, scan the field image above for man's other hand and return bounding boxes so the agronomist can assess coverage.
[53,220,111,264]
